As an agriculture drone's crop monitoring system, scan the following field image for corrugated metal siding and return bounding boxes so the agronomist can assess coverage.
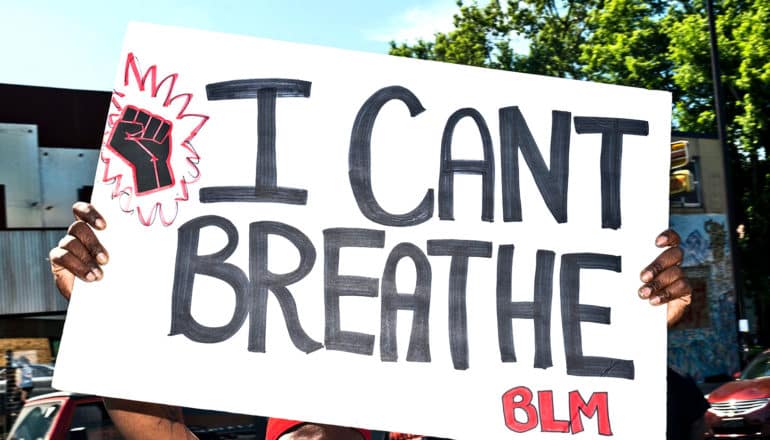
[0,230,68,315]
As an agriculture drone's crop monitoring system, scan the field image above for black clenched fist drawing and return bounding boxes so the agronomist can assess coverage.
[109,105,174,194]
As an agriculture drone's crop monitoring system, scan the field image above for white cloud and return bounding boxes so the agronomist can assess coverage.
[369,2,458,44]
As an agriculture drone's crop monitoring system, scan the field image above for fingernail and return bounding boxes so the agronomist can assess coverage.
[656,236,667,246]
[650,296,661,305]
[85,272,95,282]
[639,286,651,298]
[91,268,102,280]
[95,219,106,229]
[97,253,108,264]
[641,271,653,283]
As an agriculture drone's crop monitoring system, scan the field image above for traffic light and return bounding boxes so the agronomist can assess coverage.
[671,141,689,170]
[670,141,692,196]
[670,170,692,195]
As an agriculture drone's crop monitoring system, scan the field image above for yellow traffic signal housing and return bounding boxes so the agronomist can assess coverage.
[671,140,689,170]
[670,169,693,195]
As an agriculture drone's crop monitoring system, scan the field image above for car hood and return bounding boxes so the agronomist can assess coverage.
[709,377,770,402]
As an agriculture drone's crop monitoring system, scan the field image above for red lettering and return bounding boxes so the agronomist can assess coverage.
[537,390,570,433]
[502,387,614,435]
[502,386,539,432]
[569,391,613,435]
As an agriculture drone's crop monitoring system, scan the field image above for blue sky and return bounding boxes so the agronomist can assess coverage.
[0,0,460,91]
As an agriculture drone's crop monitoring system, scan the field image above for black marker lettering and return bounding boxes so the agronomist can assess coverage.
[500,108,570,223]
[497,246,554,369]
[380,242,432,362]
[170,216,249,344]
[573,117,649,229]
[438,108,495,222]
[202,79,311,204]
[248,221,322,354]
[349,86,434,226]
[324,228,385,355]
[560,253,633,379]
[427,239,492,370]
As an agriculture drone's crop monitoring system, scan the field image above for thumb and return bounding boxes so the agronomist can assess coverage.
[52,265,75,301]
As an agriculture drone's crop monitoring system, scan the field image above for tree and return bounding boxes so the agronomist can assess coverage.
[389,0,601,77]
[580,0,676,93]
[389,1,512,69]
[389,0,678,81]
[390,0,770,341]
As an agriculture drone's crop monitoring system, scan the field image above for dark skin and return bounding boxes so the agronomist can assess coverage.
[50,202,691,440]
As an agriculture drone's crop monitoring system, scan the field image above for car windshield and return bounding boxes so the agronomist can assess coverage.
[7,402,61,440]
[741,353,770,380]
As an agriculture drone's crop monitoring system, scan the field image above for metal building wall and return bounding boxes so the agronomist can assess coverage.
[0,230,68,315]
[0,123,43,227]
[39,147,99,227]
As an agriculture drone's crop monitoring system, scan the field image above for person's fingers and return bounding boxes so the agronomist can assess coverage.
[655,229,681,248]
[640,246,683,283]
[57,235,104,280]
[639,229,692,326]
[638,265,685,299]
[639,256,692,307]
[50,203,110,300]
[648,276,692,306]
[72,202,107,231]
[67,220,109,265]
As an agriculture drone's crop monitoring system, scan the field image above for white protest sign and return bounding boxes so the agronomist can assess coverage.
[54,22,671,439]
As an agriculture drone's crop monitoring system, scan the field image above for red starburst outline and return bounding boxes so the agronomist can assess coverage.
[102,52,209,226]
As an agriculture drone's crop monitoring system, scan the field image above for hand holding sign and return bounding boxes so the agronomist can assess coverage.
[48,202,108,300]
[108,105,174,194]
[638,229,692,326]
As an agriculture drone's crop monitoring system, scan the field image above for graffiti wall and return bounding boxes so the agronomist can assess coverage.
[668,214,739,380]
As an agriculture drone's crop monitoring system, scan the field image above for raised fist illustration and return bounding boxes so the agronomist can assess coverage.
[108,105,175,194]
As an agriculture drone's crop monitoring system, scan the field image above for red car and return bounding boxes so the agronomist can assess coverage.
[6,391,266,440]
[6,392,120,440]
[706,350,770,438]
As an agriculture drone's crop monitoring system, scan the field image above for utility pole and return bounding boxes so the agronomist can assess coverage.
[705,0,747,365]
